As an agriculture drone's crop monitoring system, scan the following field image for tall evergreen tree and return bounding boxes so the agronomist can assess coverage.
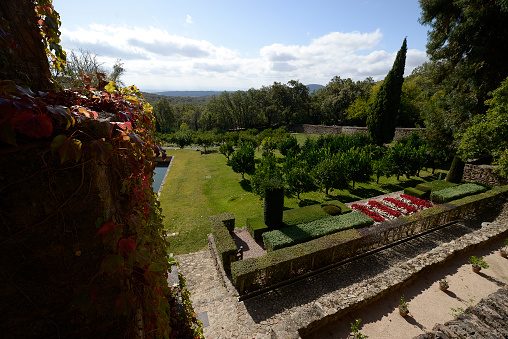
[367,38,407,145]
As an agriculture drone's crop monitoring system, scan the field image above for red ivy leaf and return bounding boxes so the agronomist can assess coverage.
[0,118,16,145]
[12,112,53,138]
[112,121,132,131]
[118,238,136,256]
[50,134,82,164]
[97,221,117,236]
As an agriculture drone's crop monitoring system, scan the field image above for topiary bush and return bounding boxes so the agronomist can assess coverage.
[320,200,353,214]
[262,211,373,251]
[430,183,489,204]
[282,204,331,227]
[415,180,458,193]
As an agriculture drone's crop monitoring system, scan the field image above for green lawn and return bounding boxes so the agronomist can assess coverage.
[159,146,447,255]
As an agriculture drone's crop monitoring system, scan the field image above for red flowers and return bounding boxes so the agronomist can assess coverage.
[351,203,385,222]
[382,197,418,215]
[400,194,433,209]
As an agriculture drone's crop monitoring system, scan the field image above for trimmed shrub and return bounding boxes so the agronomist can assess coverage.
[323,205,342,215]
[210,214,237,272]
[403,187,428,199]
[232,229,362,294]
[415,180,458,193]
[263,211,373,251]
[430,183,488,204]
[320,200,352,214]
[264,187,284,228]
[282,204,330,227]
[246,216,268,242]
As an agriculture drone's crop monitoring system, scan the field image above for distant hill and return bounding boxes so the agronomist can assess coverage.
[307,84,324,92]
[155,90,231,97]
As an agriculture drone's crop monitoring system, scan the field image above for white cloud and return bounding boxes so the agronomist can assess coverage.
[59,25,428,91]
[186,15,193,25]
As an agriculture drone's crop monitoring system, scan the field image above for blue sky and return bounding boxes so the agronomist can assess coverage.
[52,0,430,92]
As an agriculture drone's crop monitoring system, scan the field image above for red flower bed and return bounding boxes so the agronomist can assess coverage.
[368,200,402,218]
[400,194,433,209]
[351,203,385,222]
[382,197,418,215]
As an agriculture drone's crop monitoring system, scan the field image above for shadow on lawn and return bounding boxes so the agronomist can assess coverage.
[240,179,252,192]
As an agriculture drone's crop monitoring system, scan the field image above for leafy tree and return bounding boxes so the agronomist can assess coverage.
[283,157,314,200]
[344,148,372,189]
[313,153,348,195]
[367,38,407,145]
[170,127,194,149]
[278,135,300,156]
[458,76,508,176]
[251,150,284,196]
[419,0,508,118]
[219,141,235,160]
[228,143,255,179]
[372,154,392,184]
[153,97,175,133]
[194,131,215,153]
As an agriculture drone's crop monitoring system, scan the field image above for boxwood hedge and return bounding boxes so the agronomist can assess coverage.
[210,214,237,272]
[430,183,488,204]
[262,211,373,251]
[320,200,352,214]
[282,204,330,227]
[416,180,458,193]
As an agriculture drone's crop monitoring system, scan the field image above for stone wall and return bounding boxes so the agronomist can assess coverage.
[290,124,424,142]
[463,163,508,187]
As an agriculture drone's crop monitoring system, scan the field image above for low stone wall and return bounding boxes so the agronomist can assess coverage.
[290,124,424,142]
[463,163,508,187]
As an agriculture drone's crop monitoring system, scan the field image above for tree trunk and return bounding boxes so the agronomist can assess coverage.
[0,0,52,92]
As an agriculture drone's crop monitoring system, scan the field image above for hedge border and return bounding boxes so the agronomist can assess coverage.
[210,213,237,273]
[430,183,488,204]
[230,185,508,295]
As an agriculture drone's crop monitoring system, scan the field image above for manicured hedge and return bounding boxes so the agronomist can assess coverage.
[282,204,330,227]
[210,214,237,272]
[246,216,268,242]
[262,211,374,252]
[232,229,362,294]
[403,187,428,199]
[415,180,458,193]
[320,200,352,214]
[430,183,488,204]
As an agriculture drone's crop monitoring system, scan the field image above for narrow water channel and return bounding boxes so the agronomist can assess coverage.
[152,162,170,193]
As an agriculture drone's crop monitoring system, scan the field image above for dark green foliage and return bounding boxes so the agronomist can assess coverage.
[170,128,194,148]
[194,131,216,153]
[262,211,373,251]
[251,150,284,197]
[210,214,237,272]
[228,143,255,179]
[430,183,488,204]
[264,187,284,229]
[282,204,331,227]
[284,162,316,200]
[344,147,372,189]
[445,155,465,183]
[278,135,300,156]
[153,97,175,133]
[372,154,392,184]
[367,38,407,145]
[313,152,348,195]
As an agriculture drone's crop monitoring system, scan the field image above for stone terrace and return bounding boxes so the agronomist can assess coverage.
[176,199,508,338]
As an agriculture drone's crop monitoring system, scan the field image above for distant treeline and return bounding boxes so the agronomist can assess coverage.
[149,70,431,133]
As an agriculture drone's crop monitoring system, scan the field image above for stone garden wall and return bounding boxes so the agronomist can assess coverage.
[463,163,508,187]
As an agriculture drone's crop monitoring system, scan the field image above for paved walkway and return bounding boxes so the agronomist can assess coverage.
[176,200,508,339]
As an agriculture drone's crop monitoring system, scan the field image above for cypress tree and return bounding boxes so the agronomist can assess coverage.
[367,37,407,145]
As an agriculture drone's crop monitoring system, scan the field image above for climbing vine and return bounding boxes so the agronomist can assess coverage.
[0,78,203,338]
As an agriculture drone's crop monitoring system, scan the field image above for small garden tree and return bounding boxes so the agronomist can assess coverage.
[344,148,373,189]
[219,140,235,160]
[313,153,348,195]
[284,158,315,199]
[228,143,255,179]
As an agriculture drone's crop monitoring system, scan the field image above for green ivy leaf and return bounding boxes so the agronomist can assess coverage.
[105,81,116,94]
[50,134,82,164]
[100,254,124,274]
